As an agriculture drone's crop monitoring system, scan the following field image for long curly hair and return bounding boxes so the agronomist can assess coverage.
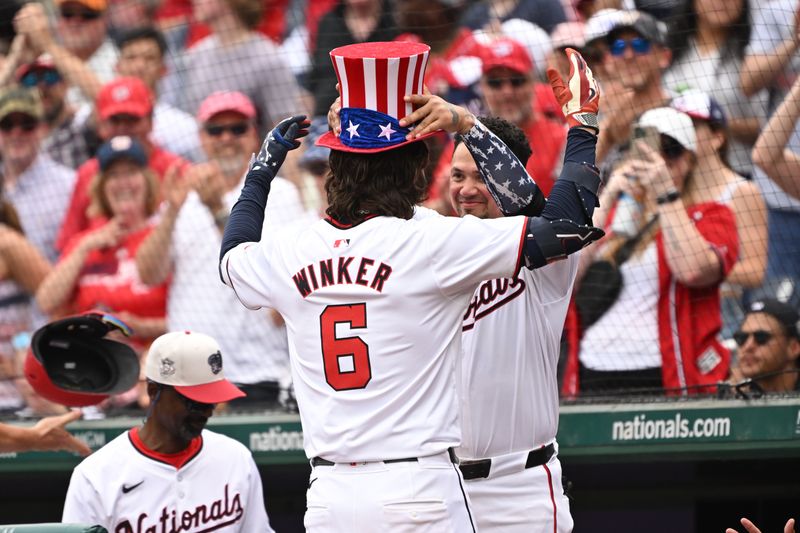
[325,141,429,223]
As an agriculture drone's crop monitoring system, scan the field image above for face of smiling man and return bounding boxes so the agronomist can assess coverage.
[448,142,503,220]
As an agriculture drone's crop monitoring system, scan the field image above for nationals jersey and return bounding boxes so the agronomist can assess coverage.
[222,214,527,462]
[457,254,579,460]
[62,429,272,532]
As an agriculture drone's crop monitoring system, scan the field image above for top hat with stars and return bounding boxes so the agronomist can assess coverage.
[316,41,440,153]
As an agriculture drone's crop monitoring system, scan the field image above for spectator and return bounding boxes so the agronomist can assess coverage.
[136,91,307,409]
[581,8,624,81]
[479,36,567,195]
[36,136,167,358]
[566,108,738,395]
[62,331,274,531]
[671,90,767,338]
[106,0,160,41]
[307,0,398,117]
[115,26,202,162]
[739,0,800,285]
[731,298,800,394]
[662,0,767,178]
[0,198,51,414]
[14,54,92,170]
[727,517,796,533]
[166,0,302,131]
[0,86,75,263]
[460,0,568,34]
[56,77,185,252]
[13,0,117,107]
[298,117,332,217]
[595,10,672,167]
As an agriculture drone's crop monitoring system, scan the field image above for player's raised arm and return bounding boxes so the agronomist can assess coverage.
[218,115,310,269]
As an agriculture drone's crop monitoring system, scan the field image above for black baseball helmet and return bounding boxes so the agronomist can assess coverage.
[24,312,140,407]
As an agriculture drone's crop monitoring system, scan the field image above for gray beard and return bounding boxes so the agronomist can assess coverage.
[215,156,246,180]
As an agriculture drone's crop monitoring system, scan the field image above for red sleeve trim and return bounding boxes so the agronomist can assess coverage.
[513,218,528,279]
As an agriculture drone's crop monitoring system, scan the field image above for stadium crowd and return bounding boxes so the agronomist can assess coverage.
[0,0,799,419]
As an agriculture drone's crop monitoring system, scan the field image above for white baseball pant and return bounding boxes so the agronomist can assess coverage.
[464,450,573,533]
[304,449,477,532]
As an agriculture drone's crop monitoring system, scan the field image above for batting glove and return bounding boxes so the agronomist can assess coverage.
[249,114,310,177]
[546,49,600,133]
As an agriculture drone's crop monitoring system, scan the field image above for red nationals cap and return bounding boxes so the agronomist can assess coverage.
[96,77,153,120]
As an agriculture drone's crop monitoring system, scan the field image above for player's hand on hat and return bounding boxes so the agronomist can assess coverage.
[726,517,796,533]
[400,90,476,139]
[546,48,600,133]
[29,410,92,456]
[249,115,310,177]
[328,85,342,136]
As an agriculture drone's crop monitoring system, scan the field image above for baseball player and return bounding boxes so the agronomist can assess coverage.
[451,114,576,532]
[62,331,273,532]
[219,42,601,532]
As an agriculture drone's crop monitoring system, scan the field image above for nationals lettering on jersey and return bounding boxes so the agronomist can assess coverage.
[114,484,242,533]
[463,277,527,331]
[222,214,528,462]
[62,430,272,533]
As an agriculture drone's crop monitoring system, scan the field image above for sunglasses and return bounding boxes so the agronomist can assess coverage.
[59,7,102,20]
[733,330,775,347]
[204,122,250,137]
[20,70,62,88]
[610,37,652,57]
[0,117,38,133]
[486,76,528,89]
[660,134,686,160]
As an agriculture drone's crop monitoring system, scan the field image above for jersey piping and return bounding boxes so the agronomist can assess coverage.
[324,214,379,229]
[128,427,204,469]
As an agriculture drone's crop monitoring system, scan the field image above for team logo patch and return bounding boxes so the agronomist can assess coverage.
[159,357,176,378]
[208,351,223,374]
[333,239,350,249]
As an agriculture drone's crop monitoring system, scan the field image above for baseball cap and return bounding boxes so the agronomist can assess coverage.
[197,90,257,123]
[637,107,697,153]
[145,331,245,403]
[607,10,667,47]
[0,86,43,123]
[746,298,800,339]
[584,9,624,45]
[97,135,148,171]
[15,54,57,82]
[670,89,727,129]
[480,36,534,76]
[55,0,107,12]
[551,22,587,50]
[96,77,153,120]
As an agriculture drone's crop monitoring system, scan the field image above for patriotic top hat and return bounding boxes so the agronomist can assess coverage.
[316,41,437,153]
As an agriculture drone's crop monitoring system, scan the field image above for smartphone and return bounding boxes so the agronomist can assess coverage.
[629,125,661,160]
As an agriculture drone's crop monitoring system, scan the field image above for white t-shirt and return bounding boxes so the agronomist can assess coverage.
[222,214,527,461]
[580,242,661,371]
[457,254,578,460]
[168,177,306,384]
[62,429,272,532]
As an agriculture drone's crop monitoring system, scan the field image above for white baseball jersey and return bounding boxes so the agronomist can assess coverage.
[221,213,527,462]
[62,429,272,532]
[457,255,578,459]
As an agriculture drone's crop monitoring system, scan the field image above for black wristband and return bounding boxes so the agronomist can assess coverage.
[656,189,680,205]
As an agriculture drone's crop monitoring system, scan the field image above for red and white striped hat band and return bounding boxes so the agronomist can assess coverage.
[316,41,439,154]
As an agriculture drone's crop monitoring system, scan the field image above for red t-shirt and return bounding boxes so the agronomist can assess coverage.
[56,145,185,252]
[61,224,168,343]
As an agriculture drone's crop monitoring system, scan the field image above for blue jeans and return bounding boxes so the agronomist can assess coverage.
[766,208,800,280]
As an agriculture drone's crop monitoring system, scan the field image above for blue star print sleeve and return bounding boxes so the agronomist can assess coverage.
[457,119,545,217]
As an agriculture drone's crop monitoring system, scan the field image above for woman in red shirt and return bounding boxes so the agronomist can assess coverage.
[36,136,167,360]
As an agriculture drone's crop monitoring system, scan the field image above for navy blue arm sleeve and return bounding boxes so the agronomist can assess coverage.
[540,128,600,224]
[219,166,273,263]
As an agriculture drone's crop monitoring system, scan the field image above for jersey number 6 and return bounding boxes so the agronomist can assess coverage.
[320,303,371,391]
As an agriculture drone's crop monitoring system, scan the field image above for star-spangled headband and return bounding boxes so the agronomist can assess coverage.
[339,107,411,150]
